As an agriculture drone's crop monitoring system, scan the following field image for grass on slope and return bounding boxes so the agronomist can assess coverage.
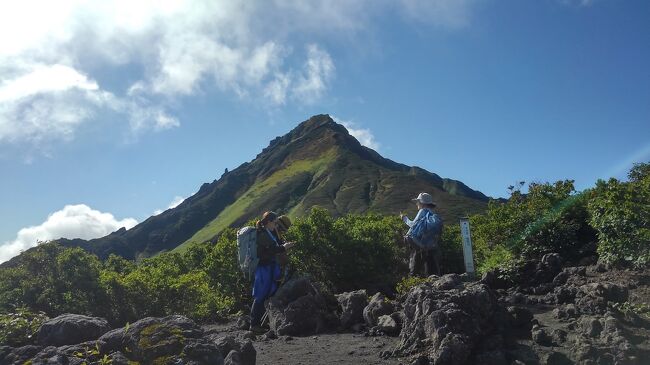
[174,150,337,252]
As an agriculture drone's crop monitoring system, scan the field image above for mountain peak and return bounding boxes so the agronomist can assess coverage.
[289,114,348,142]
[257,114,351,160]
[53,114,488,260]
[300,113,336,129]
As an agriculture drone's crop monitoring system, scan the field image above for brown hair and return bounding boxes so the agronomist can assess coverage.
[256,211,278,229]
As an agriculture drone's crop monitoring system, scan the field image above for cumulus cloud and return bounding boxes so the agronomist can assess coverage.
[292,45,335,103]
[0,204,137,264]
[153,196,186,215]
[0,0,476,151]
[334,116,381,151]
[0,64,178,146]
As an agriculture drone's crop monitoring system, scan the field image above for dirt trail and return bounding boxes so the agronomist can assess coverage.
[203,323,404,365]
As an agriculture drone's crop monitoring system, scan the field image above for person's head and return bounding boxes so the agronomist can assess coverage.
[412,192,436,210]
[276,215,292,233]
[257,211,278,230]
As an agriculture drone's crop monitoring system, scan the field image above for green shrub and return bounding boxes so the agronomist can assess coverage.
[0,308,48,346]
[611,301,650,319]
[588,163,650,267]
[286,208,407,292]
[395,276,432,296]
[201,228,249,312]
[439,223,465,274]
[467,180,596,275]
[0,243,107,316]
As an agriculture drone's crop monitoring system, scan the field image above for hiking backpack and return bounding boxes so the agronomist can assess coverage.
[406,210,443,249]
[237,226,258,279]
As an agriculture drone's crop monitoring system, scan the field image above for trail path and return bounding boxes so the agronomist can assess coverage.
[203,323,404,365]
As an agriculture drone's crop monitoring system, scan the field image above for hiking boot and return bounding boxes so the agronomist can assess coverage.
[249,325,266,335]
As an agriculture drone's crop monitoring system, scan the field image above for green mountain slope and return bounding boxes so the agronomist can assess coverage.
[52,114,489,260]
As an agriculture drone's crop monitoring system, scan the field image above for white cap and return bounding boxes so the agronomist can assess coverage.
[412,192,435,206]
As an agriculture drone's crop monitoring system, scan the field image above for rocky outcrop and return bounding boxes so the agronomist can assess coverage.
[386,255,650,365]
[1,315,255,365]
[394,276,505,365]
[483,253,649,365]
[207,335,256,365]
[363,292,394,327]
[337,290,368,329]
[377,313,402,335]
[267,277,339,336]
[37,314,111,347]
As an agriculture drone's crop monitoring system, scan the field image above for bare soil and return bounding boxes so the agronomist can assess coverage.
[203,322,403,365]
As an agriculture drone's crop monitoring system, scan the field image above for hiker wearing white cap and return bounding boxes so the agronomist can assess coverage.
[400,192,442,277]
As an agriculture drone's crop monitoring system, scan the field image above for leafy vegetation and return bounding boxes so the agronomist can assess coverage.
[611,301,650,320]
[467,179,596,273]
[285,208,407,292]
[72,342,112,365]
[587,163,650,267]
[0,163,647,333]
[0,208,408,327]
[0,308,48,346]
[395,276,432,297]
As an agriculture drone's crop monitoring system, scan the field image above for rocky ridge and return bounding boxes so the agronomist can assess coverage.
[1,315,255,365]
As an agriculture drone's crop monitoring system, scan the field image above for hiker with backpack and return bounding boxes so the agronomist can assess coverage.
[239,211,295,333]
[401,192,443,277]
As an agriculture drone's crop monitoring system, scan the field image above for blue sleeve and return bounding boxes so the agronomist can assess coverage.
[403,209,426,227]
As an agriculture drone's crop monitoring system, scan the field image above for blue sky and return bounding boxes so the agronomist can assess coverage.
[1,0,648,262]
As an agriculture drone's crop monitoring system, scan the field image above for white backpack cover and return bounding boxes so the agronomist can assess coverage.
[237,226,258,279]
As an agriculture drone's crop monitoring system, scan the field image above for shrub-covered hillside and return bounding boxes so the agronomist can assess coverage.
[1,162,648,346]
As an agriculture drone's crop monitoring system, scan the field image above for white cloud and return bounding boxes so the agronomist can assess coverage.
[292,44,335,103]
[334,116,381,151]
[0,64,98,103]
[0,65,97,144]
[0,0,476,151]
[264,73,291,105]
[153,196,185,215]
[0,64,178,147]
[0,204,137,264]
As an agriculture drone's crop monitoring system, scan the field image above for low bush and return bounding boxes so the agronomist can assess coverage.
[588,163,650,267]
[286,208,407,293]
[0,308,48,347]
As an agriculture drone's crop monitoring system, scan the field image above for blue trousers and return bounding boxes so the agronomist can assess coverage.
[250,263,281,327]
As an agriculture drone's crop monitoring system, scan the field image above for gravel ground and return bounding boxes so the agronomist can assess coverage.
[203,323,405,365]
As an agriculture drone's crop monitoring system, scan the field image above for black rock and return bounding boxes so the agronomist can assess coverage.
[395,280,500,364]
[37,314,111,347]
[208,335,256,365]
[531,325,553,346]
[506,306,533,330]
[268,277,339,336]
[337,289,368,329]
[363,293,394,327]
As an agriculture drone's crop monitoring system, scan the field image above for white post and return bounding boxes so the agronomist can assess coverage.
[459,217,475,278]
